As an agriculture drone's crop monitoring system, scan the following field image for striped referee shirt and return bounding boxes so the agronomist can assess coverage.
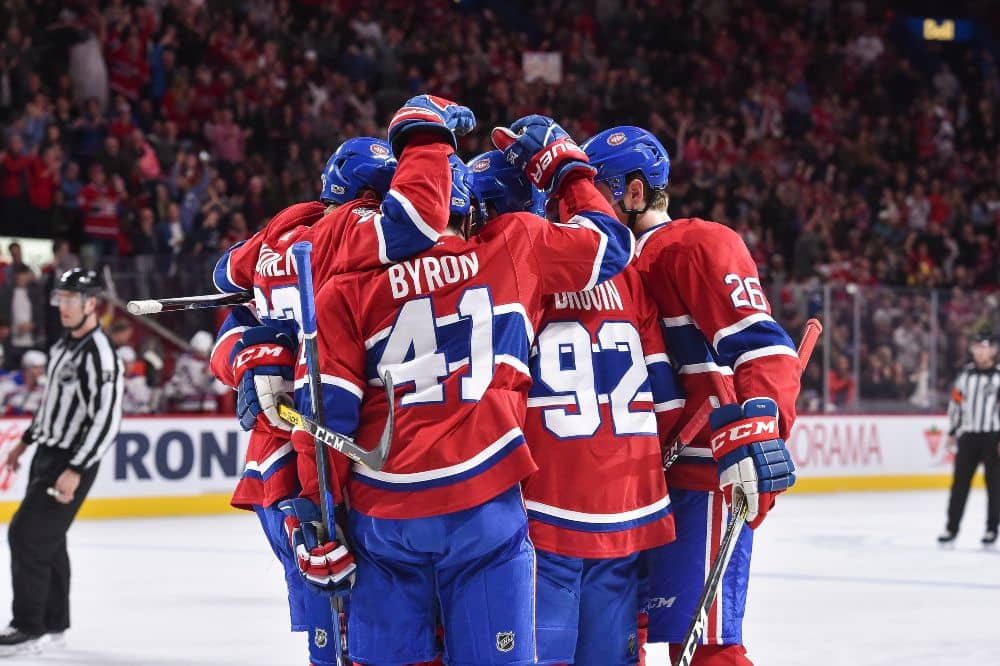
[948,363,1000,436]
[22,326,124,471]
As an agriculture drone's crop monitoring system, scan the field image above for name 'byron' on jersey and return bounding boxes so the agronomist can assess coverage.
[304,175,634,520]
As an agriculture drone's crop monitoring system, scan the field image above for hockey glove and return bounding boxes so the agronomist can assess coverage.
[278,498,356,595]
[710,398,796,529]
[387,94,476,156]
[230,327,296,432]
[491,114,596,193]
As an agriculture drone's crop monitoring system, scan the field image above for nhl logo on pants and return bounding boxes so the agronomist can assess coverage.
[496,631,515,653]
[314,628,328,648]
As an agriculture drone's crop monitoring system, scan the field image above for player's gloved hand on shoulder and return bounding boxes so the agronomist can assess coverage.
[278,498,356,595]
[709,398,796,529]
[491,115,596,193]
[387,94,476,156]
[230,327,296,432]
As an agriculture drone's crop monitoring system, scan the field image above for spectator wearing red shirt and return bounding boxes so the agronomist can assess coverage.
[27,147,60,235]
[107,32,150,103]
[78,164,122,257]
[0,135,31,235]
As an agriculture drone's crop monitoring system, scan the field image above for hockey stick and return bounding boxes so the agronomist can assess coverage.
[276,398,394,471]
[662,318,823,472]
[671,317,822,666]
[126,290,253,315]
[289,241,349,665]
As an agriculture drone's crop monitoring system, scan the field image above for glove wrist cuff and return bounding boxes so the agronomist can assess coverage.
[389,123,456,157]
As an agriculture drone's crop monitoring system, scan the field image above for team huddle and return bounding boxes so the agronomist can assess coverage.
[206,95,801,666]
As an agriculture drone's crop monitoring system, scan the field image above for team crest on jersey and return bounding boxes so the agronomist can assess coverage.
[314,628,327,648]
[607,131,627,146]
[472,159,491,172]
[370,143,390,158]
[352,206,377,220]
[495,631,515,653]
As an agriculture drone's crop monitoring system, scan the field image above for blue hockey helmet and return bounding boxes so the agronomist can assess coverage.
[466,150,545,217]
[448,153,477,218]
[581,126,670,202]
[320,137,396,205]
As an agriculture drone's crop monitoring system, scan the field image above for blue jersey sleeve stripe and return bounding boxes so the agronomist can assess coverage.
[378,192,440,263]
[714,319,795,368]
[711,313,774,349]
[385,189,439,241]
[661,321,718,368]
[646,359,684,404]
[212,241,249,293]
[733,345,799,369]
[293,380,361,437]
[569,212,633,289]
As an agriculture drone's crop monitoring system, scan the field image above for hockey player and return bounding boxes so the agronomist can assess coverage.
[294,114,633,665]
[208,96,473,666]
[583,127,799,665]
[467,149,685,666]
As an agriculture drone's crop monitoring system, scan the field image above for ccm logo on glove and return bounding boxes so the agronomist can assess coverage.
[709,417,778,455]
[233,344,290,369]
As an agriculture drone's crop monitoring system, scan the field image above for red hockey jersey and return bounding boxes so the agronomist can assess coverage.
[522,262,684,559]
[633,218,801,491]
[304,174,635,520]
[208,139,454,509]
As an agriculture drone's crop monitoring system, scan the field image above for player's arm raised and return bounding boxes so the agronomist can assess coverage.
[492,115,634,294]
[369,95,476,263]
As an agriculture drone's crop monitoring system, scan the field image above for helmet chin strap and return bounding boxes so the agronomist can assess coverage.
[617,198,647,230]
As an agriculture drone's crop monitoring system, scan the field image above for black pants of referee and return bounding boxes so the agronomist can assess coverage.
[946,432,1000,534]
[7,447,98,635]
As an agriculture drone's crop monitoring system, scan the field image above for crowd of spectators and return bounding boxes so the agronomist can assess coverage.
[0,0,998,413]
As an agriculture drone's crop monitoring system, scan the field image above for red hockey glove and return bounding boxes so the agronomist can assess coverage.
[278,498,356,595]
[710,398,796,529]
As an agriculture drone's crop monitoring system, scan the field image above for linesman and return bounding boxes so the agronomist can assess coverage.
[939,333,1000,547]
[1,268,123,655]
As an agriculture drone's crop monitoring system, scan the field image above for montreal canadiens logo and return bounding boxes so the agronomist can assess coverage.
[473,159,491,172]
[607,132,627,146]
[370,143,390,157]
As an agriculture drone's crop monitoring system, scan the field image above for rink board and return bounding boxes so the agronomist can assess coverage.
[0,413,976,519]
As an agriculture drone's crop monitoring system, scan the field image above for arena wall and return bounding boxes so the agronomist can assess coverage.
[0,414,978,520]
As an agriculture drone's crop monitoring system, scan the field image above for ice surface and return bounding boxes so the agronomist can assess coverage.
[0,489,997,665]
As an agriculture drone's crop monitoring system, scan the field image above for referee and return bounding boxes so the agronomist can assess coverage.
[0,268,123,655]
[938,333,1000,546]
